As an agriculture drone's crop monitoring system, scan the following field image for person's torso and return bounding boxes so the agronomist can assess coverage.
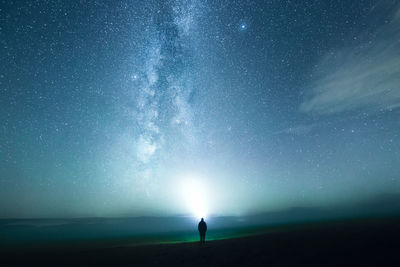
[199,221,207,231]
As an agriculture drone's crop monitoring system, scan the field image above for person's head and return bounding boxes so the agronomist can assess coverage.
[201,218,204,221]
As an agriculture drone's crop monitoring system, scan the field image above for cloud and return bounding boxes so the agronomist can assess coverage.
[301,5,400,115]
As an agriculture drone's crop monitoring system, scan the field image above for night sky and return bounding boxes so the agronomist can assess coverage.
[1,0,399,219]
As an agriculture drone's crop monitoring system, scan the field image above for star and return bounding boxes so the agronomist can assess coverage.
[239,22,248,32]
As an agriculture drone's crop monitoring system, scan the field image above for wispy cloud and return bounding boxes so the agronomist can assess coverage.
[301,4,400,115]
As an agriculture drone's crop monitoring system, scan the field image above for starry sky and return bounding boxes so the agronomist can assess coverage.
[1,0,400,218]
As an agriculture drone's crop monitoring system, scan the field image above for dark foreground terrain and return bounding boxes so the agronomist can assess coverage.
[2,217,400,266]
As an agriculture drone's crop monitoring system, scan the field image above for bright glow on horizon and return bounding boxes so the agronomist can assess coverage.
[178,177,209,220]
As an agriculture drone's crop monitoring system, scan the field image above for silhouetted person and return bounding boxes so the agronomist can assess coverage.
[198,218,207,243]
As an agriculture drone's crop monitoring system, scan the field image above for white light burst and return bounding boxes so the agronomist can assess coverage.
[178,177,210,220]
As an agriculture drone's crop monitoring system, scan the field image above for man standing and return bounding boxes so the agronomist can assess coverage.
[198,218,207,243]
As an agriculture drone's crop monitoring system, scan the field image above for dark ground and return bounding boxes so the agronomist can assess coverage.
[1,217,400,266]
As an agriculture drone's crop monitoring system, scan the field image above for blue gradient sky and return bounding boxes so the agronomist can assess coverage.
[1,0,399,218]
